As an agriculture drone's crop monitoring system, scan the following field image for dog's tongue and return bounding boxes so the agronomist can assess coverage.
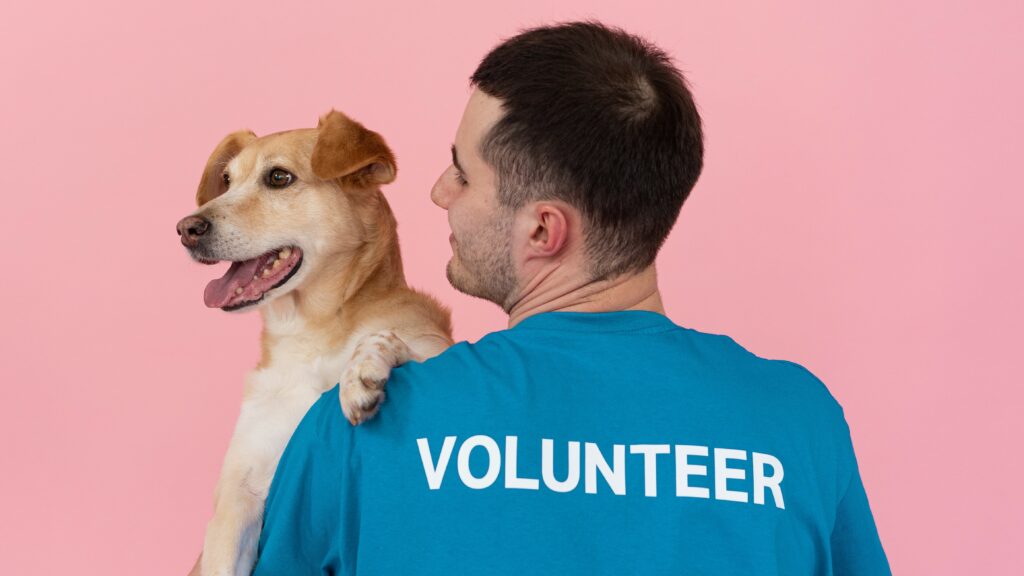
[204,257,262,308]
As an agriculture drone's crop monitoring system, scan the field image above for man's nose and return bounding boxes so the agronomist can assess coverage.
[176,215,211,248]
[430,173,451,209]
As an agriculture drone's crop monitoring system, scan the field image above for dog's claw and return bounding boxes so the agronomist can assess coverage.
[343,387,384,425]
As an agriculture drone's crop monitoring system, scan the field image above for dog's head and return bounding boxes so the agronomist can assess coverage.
[176,109,397,312]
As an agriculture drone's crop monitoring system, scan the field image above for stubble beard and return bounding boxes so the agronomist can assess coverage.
[445,212,518,312]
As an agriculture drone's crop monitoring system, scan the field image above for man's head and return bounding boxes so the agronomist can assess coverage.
[431,20,704,312]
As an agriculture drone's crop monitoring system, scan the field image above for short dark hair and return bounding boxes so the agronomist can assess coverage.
[470,20,704,280]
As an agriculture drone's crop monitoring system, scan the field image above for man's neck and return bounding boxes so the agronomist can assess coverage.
[506,264,665,328]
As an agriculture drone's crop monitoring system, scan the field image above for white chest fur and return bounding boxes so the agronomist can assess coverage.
[230,328,368,496]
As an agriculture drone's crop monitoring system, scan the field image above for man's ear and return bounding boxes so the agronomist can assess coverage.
[196,129,257,206]
[529,203,570,257]
[311,109,397,188]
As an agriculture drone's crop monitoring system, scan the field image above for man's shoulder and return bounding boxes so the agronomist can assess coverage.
[390,329,517,383]
[681,326,846,416]
[388,324,844,415]
[302,332,514,434]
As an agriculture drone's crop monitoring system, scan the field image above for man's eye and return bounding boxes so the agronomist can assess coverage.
[453,169,468,186]
[266,168,295,189]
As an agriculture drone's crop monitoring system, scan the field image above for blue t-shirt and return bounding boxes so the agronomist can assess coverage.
[253,310,890,575]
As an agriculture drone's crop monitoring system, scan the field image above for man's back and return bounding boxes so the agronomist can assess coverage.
[254,311,890,575]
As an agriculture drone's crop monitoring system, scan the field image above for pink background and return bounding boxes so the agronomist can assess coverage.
[2,1,1021,573]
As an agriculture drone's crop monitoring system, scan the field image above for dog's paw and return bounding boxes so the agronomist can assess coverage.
[340,330,411,425]
[339,360,387,426]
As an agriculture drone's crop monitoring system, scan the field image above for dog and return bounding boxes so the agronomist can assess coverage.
[176,109,453,576]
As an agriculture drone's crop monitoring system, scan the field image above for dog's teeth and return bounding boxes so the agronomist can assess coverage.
[272,259,282,269]
[253,274,259,280]
[279,248,291,259]
[262,268,272,277]
[235,287,243,295]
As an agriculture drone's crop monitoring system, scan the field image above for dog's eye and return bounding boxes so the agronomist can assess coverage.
[266,168,294,189]
[222,172,230,187]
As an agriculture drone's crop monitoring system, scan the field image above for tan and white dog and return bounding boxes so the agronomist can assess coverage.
[176,110,453,576]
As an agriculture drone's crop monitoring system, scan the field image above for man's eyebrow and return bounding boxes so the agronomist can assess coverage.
[451,144,465,173]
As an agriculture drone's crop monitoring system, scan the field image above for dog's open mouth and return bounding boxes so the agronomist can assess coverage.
[203,246,304,310]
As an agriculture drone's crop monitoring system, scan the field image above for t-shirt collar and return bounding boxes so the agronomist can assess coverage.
[509,310,677,334]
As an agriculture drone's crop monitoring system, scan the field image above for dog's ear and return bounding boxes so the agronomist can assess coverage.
[311,109,397,187]
[196,129,258,206]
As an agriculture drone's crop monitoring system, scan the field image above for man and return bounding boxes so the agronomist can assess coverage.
[240,21,890,574]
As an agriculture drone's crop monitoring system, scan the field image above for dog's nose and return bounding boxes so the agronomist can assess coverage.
[176,215,211,248]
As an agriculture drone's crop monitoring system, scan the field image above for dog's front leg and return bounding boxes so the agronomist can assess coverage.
[201,457,264,576]
[340,330,415,425]
[201,399,285,576]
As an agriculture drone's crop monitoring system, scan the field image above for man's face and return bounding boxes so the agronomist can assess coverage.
[430,89,519,311]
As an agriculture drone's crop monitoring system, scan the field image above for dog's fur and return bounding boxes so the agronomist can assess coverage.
[178,110,453,576]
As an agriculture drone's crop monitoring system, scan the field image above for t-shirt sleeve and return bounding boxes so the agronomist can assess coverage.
[830,412,892,576]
